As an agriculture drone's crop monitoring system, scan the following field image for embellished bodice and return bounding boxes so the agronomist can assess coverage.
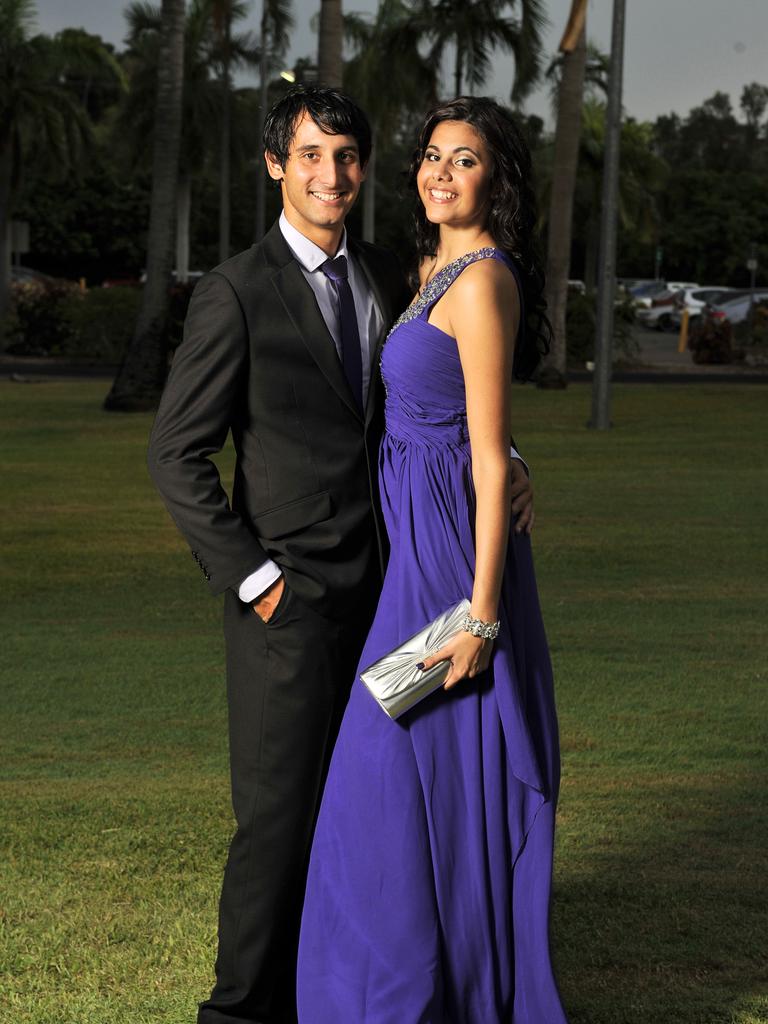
[380,247,518,448]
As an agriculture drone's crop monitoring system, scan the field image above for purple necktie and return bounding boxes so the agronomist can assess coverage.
[321,255,364,413]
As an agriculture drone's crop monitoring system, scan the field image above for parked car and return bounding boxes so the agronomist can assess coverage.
[618,277,655,294]
[138,269,205,285]
[705,289,768,327]
[635,281,700,330]
[628,280,669,309]
[670,286,735,328]
[11,266,58,286]
[636,289,679,329]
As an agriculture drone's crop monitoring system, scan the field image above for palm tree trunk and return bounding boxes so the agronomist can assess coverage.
[254,1,269,241]
[176,169,191,283]
[0,133,13,338]
[219,18,232,263]
[104,0,186,412]
[538,15,587,388]
[454,44,463,97]
[362,143,376,243]
[318,0,343,88]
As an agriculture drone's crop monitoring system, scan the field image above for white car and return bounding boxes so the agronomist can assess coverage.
[628,280,668,309]
[635,281,700,330]
[706,289,768,326]
[670,286,735,327]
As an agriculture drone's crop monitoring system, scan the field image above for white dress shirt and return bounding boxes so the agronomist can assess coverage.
[238,215,383,604]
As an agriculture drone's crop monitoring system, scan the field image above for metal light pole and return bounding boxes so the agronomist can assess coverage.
[589,0,627,430]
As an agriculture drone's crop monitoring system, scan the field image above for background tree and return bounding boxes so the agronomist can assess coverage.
[740,82,768,154]
[0,0,123,331]
[118,0,256,280]
[318,0,343,87]
[210,1,259,261]
[344,0,436,243]
[254,0,294,240]
[537,0,588,388]
[104,0,186,411]
[573,101,665,290]
[649,85,768,286]
[425,0,545,99]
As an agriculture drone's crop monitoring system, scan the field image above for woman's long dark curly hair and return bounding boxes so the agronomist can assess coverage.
[408,96,551,381]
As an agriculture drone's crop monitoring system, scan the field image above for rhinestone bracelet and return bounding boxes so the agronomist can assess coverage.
[461,612,500,641]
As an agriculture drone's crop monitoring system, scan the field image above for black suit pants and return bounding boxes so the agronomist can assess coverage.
[198,582,377,1024]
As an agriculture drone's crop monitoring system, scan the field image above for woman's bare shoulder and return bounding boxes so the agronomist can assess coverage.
[446,256,519,315]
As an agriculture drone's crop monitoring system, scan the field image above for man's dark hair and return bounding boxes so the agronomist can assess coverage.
[263,85,372,169]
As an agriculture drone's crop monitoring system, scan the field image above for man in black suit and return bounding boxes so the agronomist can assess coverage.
[148,87,533,1024]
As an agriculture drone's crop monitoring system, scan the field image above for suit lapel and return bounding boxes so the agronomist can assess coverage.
[263,224,362,422]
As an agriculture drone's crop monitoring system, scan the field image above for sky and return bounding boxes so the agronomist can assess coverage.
[34,0,768,126]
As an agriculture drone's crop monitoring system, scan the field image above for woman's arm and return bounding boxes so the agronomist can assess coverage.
[419,259,520,688]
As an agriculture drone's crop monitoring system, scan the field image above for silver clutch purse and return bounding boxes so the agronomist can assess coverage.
[360,599,470,719]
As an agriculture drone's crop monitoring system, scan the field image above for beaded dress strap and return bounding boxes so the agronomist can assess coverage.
[387,247,511,338]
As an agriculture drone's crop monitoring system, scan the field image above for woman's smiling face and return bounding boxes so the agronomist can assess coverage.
[416,120,493,231]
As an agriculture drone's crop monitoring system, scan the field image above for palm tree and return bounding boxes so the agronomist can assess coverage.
[210,1,260,261]
[424,0,546,100]
[0,0,124,330]
[537,0,588,388]
[344,0,437,242]
[575,100,666,291]
[104,0,186,412]
[318,0,343,87]
[254,0,294,240]
[117,1,257,279]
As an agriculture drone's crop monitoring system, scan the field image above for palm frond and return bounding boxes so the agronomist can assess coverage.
[54,28,128,91]
[0,0,37,45]
[265,0,295,58]
[510,0,547,103]
[124,1,163,41]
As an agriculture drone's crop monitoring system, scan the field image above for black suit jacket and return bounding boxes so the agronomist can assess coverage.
[148,221,411,615]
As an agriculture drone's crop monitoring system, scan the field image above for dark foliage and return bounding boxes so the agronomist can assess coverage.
[563,288,637,366]
[646,85,768,287]
[15,160,150,285]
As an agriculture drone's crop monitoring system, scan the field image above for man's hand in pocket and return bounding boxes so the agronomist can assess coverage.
[252,574,285,623]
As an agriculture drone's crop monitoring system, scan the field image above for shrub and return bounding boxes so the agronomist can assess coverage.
[565,289,638,366]
[4,279,78,356]
[2,281,188,364]
[688,317,745,364]
[733,301,768,366]
[59,287,141,362]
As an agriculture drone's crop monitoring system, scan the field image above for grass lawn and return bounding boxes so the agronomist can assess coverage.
[1,379,766,1024]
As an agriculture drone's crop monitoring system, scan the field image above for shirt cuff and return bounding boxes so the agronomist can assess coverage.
[238,560,282,603]
[510,446,529,477]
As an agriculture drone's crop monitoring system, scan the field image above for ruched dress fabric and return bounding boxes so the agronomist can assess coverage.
[297,249,567,1024]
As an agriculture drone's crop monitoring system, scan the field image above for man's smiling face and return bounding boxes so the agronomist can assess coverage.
[265,112,367,250]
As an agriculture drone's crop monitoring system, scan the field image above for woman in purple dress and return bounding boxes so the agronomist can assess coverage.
[297,97,568,1023]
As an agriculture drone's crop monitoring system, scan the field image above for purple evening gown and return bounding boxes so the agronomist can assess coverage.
[297,248,567,1023]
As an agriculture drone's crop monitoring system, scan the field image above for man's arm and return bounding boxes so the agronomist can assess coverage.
[147,272,270,594]
[510,455,534,534]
